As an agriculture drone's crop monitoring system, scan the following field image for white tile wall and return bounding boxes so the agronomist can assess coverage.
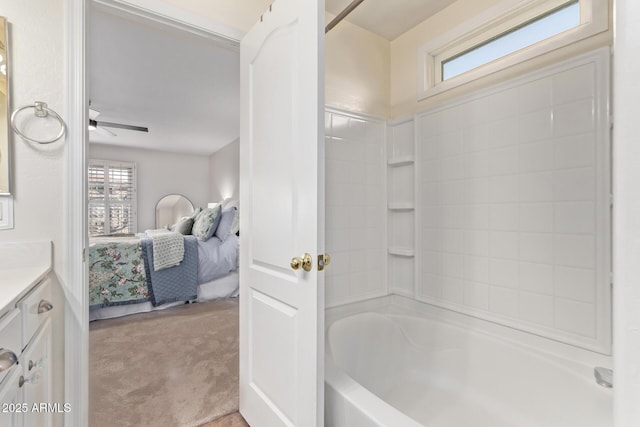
[325,110,387,308]
[416,54,610,352]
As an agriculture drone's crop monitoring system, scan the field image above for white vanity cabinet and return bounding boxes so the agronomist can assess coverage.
[0,309,24,427]
[20,320,53,427]
[19,277,54,427]
[0,368,24,427]
[0,277,55,427]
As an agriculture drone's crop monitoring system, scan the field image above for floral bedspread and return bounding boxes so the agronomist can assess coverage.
[89,236,150,309]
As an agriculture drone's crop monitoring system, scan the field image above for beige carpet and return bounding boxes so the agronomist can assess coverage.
[90,299,239,427]
[201,412,249,427]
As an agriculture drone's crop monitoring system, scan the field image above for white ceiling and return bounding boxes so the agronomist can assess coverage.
[89,8,240,156]
[88,1,456,156]
[325,0,457,40]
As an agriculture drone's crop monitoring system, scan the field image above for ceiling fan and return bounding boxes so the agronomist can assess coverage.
[88,106,149,135]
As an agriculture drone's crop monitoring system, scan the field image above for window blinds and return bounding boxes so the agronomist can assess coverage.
[88,160,137,236]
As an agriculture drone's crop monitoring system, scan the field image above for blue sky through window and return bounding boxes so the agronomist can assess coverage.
[442,2,580,80]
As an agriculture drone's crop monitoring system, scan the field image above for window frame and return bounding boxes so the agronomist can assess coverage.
[88,159,138,236]
[417,0,608,100]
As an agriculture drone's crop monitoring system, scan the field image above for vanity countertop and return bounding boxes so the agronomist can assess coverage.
[0,241,52,317]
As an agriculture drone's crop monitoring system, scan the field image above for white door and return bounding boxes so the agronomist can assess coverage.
[239,0,325,426]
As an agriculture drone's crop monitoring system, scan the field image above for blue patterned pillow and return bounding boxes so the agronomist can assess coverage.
[192,205,222,241]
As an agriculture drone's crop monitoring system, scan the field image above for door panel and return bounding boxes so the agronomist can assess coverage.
[239,0,324,426]
[250,22,296,271]
[249,290,297,422]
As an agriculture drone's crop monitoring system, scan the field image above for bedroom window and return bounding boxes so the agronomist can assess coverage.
[417,0,608,99]
[88,160,137,236]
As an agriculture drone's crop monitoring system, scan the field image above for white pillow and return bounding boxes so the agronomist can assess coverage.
[221,198,239,210]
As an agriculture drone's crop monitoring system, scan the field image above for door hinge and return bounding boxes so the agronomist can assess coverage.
[82,248,86,262]
[610,272,614,287]
[610,194,614,208]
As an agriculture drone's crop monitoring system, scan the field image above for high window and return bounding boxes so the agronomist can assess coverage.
[418,0,608,99]
[88,160,137,236]
[442,2,580,80]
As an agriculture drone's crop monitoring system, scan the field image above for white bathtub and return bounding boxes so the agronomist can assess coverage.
[325,297,612,427]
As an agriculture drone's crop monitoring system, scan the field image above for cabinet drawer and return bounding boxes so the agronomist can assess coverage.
[0,366,23,427]
[17,279,53,350]
[0,309,21,385]
[20,319,51,427]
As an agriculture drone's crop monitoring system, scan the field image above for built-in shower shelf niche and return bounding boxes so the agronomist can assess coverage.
[388,255,415,297]
[388,247,415,257]
[387,119,414,159]
[387,164,414,206]
[388,202,414,211]
[388,199,414,249]
[387,118,416,299]
[387,156,414,167]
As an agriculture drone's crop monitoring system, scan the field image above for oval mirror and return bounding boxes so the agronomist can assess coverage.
[155,194,194,229]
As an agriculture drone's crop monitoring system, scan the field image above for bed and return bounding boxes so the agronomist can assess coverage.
[89,203,239,321]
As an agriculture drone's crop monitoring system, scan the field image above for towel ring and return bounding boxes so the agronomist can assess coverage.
[11,101,66,144]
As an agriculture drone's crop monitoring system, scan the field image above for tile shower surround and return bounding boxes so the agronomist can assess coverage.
[416,52,610,353]
[325,110,387,308]
[324,50,609,353]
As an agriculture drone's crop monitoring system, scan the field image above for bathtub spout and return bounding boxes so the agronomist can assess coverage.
[594,367,613,388]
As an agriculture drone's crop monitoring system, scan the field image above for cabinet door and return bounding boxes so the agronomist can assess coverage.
[20,319,52,427]
[0,367,24,427]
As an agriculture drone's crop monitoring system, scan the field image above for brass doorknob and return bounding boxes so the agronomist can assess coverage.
[291,253,313,272]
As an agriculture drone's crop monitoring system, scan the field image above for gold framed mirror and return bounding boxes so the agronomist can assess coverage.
[0,17,9,195]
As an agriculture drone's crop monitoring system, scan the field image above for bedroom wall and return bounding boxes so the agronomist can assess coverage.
[209,138,239,203]
[390,0,613,118]
[89,144,210,231]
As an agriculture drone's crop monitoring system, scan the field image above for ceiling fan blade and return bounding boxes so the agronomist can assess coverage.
[89,108,101,120]
[97,120,149,133]
[97,126,117,137]
[88,119,117,136]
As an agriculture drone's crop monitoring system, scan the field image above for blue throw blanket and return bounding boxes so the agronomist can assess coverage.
[140,235,199,306]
